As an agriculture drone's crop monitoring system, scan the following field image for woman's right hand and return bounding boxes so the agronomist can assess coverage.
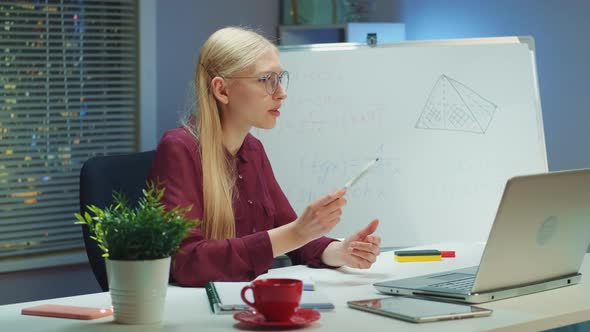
[292,189,347,242]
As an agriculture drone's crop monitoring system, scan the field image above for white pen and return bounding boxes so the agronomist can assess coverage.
[344,158,379,189]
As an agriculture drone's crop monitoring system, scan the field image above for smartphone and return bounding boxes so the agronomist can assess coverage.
[21,304,113,320]
[347,296,492,323]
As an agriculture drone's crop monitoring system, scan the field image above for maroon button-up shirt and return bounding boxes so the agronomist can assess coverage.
[148,127,336,287]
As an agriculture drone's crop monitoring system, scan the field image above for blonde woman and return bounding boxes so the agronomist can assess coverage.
[149,27,381,287]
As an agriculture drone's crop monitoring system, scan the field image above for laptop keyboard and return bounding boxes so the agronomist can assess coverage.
[430,277,475,291]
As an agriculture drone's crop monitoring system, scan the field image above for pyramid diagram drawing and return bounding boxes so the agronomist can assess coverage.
[416,75,497,134]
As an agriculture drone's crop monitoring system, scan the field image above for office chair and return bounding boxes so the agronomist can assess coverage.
[79,150,156,291]
[79,150,291,291]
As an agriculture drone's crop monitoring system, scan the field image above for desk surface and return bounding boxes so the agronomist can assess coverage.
[2,243,589,331]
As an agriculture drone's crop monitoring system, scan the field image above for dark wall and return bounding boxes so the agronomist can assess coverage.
[0,263,101,305]
[155,0,281,140]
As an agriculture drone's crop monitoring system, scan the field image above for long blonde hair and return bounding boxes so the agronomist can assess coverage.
[183,27,276,240]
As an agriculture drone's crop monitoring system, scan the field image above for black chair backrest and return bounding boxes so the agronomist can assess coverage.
[79,151,155,291]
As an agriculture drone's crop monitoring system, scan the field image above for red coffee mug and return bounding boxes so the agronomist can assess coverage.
[240,278,303,322]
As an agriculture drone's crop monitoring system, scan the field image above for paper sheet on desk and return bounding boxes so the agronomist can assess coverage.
[259,265,392,287]
[259,242,487,287]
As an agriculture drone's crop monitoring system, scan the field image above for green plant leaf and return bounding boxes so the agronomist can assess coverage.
[74,180,199,260]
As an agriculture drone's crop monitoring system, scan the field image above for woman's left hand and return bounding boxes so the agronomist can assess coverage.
[322,219,381,269]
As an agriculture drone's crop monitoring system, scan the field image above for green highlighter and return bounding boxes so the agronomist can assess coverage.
[394,249,456,262]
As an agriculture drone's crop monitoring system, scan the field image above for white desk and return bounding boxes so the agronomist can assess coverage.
[2,243,590,331]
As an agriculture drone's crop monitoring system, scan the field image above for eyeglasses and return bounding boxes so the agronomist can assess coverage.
[227,71,289,96]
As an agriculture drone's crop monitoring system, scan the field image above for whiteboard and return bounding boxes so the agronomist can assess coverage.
[252,37,547,247]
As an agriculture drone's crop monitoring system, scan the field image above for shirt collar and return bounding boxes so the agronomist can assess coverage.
[234,134,252,163]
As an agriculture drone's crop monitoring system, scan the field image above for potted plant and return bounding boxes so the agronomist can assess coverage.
[75,181,198,324]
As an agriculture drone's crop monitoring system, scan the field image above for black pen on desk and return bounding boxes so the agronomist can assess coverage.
[344,158,379,189]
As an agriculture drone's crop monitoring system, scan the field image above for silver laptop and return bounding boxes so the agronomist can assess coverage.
[374,169,590,303]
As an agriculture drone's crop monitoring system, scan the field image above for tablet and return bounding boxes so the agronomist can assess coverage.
[347,296,492,323]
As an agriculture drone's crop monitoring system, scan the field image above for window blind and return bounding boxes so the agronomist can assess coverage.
[0,0,138,272]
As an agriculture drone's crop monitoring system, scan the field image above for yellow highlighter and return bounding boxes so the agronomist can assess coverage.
[394,249,442,263]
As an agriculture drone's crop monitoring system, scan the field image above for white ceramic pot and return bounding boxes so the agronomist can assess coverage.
[105,256,171,324]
